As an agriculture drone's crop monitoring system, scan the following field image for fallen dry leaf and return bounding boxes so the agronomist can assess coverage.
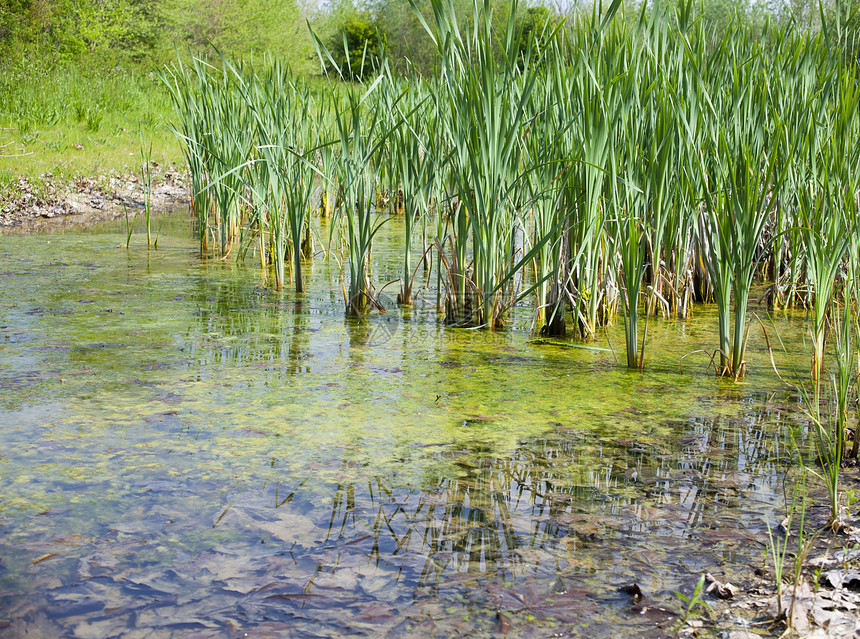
[823,569,860,590]
[704,573,738,599]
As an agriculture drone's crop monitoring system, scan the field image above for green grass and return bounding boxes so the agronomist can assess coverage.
[0,62,182,187]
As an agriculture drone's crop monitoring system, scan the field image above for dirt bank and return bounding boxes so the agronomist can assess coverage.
[0,163,190,233]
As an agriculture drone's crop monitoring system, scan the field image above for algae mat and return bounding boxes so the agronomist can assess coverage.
[0,221,809,637]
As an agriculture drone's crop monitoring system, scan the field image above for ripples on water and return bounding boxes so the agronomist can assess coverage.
[0,220,808,637]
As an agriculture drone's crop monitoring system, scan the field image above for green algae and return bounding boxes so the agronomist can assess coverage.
[0,218,824,637]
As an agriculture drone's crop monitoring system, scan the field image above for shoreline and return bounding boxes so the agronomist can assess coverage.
[0,163,190,234]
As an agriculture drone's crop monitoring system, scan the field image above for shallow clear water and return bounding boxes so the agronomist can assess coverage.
[0,215,810,637]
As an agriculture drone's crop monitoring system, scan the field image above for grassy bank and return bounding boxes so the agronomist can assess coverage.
[0,62,182,190]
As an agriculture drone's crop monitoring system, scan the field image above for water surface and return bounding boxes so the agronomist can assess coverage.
[0,216,808,637]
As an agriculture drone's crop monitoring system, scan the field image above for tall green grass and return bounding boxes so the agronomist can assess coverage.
[0,62,179,183]
[163,0,860,392]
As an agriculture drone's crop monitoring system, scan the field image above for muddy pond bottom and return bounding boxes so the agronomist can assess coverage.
[0,219,803,637]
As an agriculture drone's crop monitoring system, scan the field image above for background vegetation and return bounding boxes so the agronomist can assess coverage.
[3,0,857,67]
[0,0,859,184]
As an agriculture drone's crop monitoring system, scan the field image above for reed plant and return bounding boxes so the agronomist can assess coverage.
[418,0,540,327]
[521,77,566,335]
[388,82,434,305]
[849,196,860,459]
[245,59,319,291]
[852,285,860,461]
[140,135,153,248]
[201,68,254,258]
[331,84,391,314]
[658,30,699,318]
[832,295,854,450]
[608,101,649,369]
[797,174,852,381]
[802,380,846,529]
[557,49,613,339]
[162,56,212,252]
[797,65,858,379]
[693,70,794,378]
[156,0,860,382]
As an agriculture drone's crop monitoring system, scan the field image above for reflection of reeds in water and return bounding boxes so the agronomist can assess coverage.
[181,280,315,372]
[312,407,790,590]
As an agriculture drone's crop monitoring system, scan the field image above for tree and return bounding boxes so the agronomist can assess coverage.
[325,8,384,80]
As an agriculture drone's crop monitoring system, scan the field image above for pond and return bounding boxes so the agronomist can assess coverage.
[0,214,811,637]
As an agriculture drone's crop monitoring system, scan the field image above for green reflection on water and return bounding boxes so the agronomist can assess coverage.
[0,218,809,637]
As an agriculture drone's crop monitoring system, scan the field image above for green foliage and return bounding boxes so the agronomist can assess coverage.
[0,61,179,183]
[0,0,32,52]
[2,0,859,74]
[364,0,544,76]
[161,0,312,68]
[375,0,441,73]
[0,0,161,62]
[326,9,385,80]
[0,0,314,69]
[697,0,758,38]
[517,4,554,59]
[674,573,713,626]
